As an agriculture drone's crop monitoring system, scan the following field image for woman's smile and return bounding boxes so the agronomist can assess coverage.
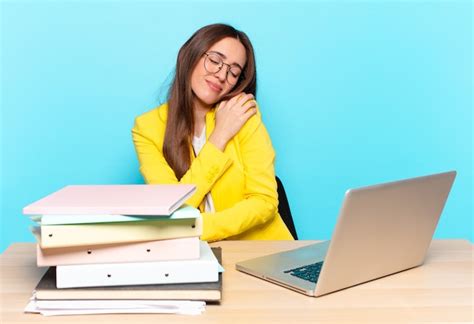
[205,80,223,92]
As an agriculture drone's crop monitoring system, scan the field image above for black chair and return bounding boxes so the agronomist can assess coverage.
[276,176,298,240]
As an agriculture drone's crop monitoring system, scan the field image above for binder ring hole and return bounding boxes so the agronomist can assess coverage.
[87,250,92,254]
[48,234,53,237]
[165,273,169,277]
[107,274,111,278]
[192,225,196,228]
[146,249,151,252]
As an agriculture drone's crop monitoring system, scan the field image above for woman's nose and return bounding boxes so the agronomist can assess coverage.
[215,66,228,82]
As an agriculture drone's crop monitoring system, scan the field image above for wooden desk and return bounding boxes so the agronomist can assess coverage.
[1,240,472,323]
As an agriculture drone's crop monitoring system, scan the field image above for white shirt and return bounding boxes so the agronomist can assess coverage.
[192,126,216,213]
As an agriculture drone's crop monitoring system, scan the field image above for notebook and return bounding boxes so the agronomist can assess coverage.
[23,184,196,216]
[236,170,456,297]
[33,248,222,302]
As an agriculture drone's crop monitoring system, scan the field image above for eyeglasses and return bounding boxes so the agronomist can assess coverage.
[203,52,244,85]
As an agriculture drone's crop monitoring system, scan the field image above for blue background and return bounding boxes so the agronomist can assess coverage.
[1,0,472,252]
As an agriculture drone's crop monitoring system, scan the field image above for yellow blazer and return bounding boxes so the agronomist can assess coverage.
[131,103,294,241]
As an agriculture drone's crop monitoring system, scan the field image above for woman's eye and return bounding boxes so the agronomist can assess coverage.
[209,57,220,64]
[230,69,241,78]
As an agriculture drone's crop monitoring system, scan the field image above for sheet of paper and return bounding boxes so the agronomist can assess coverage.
[24,300,205,316]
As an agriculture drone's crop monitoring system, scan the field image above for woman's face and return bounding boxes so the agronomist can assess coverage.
[191,37,247,108]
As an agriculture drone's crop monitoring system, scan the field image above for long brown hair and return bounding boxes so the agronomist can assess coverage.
[163,23,257,180]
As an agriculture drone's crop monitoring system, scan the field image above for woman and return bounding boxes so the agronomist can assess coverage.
[132,23,293,241]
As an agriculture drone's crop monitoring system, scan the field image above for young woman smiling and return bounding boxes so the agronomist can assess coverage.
[132,24,293,241]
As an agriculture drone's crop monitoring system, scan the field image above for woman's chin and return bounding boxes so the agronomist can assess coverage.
[195,94,220,107]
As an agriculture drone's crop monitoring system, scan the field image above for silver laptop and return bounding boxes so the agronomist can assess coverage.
[236,171,456,297]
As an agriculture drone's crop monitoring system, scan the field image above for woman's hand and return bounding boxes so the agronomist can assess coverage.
[209,93,257,151]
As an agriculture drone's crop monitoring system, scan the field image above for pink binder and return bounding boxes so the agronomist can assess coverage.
[23,184,196,215]
[36,237,200,266]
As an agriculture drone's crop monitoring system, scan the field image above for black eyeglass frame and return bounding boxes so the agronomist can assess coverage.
[203,52,245,85]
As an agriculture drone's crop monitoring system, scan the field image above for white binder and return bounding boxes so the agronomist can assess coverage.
[56,241,219,288]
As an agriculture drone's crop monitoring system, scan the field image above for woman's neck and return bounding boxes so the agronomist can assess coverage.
[193,99,211,137]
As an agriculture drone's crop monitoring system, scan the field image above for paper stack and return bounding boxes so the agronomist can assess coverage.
[22,184,222,316]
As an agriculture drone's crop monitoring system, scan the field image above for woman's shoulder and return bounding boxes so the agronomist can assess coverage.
[133,103,168,130]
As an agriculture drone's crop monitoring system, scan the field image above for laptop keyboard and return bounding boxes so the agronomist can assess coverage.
[284,261,324,283]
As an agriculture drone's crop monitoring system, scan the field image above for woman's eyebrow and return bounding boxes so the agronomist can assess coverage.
[208,50,243,69]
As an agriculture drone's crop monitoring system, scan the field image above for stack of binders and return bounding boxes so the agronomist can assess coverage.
[22,184,222,315]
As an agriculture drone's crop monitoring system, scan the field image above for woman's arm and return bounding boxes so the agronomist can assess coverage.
[132,94,256,210]
[201,111,279,241]
[132,112,233,209]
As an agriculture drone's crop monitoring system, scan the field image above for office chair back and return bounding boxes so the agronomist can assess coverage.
[276,176,298,240]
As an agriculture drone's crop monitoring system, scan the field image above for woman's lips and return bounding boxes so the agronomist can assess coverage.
[206,80,222,92]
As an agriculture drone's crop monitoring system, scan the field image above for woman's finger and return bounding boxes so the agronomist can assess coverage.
[236,93,254,108]
[241,107,257,122]
[227,93,244,107]
[217,100,228,112]
[241,99,257,112]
